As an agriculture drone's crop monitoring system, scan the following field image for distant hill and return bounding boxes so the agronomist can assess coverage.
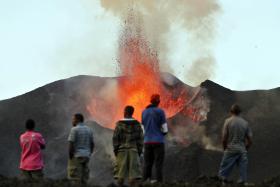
[0,74,280,184]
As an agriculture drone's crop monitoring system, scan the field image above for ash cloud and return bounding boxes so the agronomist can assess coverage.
[186,56,216,85]
[99,0,220,84]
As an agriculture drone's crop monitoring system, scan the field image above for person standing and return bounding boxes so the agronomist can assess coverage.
[141,94,168,183]
[19,119,46,180]
[218,104,253,185]
[68,113,94,184]
[113,105,144,187]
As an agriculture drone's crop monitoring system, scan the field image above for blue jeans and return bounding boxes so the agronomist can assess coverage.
[219,151,248,182]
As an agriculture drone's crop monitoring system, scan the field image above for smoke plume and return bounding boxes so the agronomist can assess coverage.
[186,56,216,85]
[99,0,220,84]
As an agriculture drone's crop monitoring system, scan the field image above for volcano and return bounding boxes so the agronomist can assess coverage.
[0,74,280,185]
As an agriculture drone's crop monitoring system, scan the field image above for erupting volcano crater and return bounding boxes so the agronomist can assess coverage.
[86,14,210,140]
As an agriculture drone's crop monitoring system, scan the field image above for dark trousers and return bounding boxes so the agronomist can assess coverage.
[143,143,165,182]
[21,169,43,180]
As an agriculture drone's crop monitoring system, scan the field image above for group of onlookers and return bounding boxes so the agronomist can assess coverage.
[113,94,168,186]
[18,94,253,186]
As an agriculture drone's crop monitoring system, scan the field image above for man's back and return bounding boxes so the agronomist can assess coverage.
[142,105,166,143]
[113,119,143,151]
[68,123,93,157]
[20,131,45,170]
[223,116,252,153]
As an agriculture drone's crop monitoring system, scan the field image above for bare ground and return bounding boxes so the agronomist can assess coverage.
[1,175,280,187]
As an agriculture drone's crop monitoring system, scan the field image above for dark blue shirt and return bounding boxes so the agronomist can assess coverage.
[141,105,167,143]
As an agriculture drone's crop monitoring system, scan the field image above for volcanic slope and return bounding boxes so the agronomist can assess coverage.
[0,75,280,184]
[0,74,198,185]
[198,80,280,182]
[0,75,116,185]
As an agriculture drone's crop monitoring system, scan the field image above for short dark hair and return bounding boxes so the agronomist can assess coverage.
[230,104,242,115]
[25,119,35,130]
[124,105,134,116]
[74,113,84,122]
[150,94,160,105]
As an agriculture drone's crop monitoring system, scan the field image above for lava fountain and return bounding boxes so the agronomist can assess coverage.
[87,13,206,130]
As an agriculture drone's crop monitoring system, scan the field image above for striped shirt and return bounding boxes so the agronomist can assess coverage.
[68,123,94,158]
[223,116,253,153]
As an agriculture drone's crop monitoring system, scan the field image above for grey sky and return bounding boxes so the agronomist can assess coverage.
[0,0,279,100]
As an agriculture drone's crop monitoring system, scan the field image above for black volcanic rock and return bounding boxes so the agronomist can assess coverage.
[0,75,280,185]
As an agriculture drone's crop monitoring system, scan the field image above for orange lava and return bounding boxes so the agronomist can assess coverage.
[87,15,189,129]
[116,35,187,123]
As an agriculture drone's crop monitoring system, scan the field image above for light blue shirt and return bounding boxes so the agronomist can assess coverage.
[68,123,94,158]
